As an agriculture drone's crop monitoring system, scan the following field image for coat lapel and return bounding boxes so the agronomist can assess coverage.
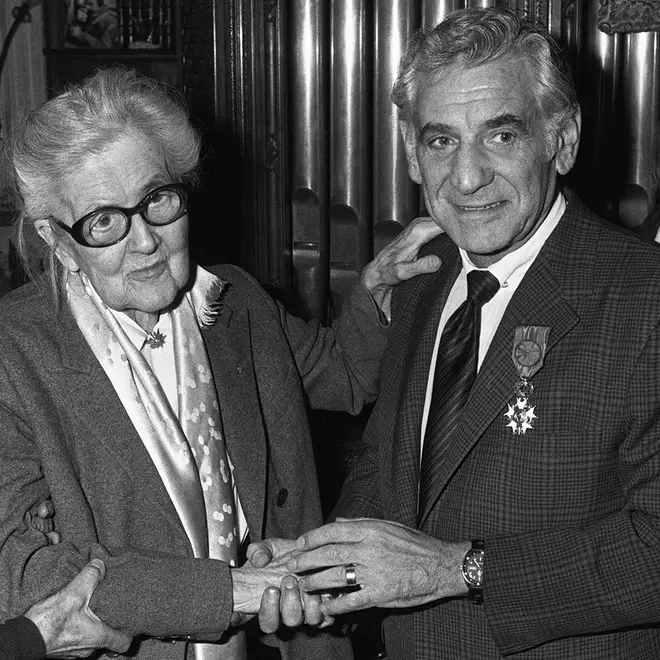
[386,243,462,527]
[202,306,268,539]
[417,198,589,528]
[55,309,192,549]
[56,291,268,548]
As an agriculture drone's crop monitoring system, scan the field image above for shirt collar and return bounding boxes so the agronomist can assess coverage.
[459,191,566,285]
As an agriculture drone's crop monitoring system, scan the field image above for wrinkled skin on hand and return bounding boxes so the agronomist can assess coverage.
[287,518,469,617]
[361,217,443,321]
[24,559,132,658]
[232,546,296,616]
[240,538,333,632]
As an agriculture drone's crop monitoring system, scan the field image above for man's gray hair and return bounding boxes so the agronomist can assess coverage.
[9,67,201,297]
[392,7,578,140]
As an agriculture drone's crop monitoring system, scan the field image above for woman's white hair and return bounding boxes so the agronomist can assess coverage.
[9,67,201,301]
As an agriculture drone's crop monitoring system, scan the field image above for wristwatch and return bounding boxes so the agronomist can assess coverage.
[461,540,484,604]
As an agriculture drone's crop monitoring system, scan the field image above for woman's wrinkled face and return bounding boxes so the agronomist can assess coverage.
[54,131,190,316]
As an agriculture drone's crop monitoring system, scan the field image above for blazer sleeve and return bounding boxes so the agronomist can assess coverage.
[0,354,234,641]
[290,282,389,412]
[485,318,660,654]
[329,275,414,521]
[330,421,384,521]
[225,265,389,414]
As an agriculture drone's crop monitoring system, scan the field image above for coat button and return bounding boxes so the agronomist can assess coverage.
[275,488,288,506]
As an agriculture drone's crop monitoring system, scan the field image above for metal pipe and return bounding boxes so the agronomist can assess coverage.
[265,0,290,291]
[465,0,495,7]
[620,31,660,228]
[290,0,329,319]
[422,0,464,28]
[572,0,621,220]
[329,0,371,313]
[373,0,420,256]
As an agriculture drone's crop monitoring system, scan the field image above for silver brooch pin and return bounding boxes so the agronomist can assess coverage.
[145,330,167,349]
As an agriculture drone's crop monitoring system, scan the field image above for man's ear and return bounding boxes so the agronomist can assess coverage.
[399,121,422,184]
[34,218,80,273]
[554,106,581,176]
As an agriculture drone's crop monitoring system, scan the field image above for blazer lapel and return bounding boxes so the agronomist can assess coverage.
[55,309,192,549]
[202,306,268,539]
[417,203,587,528]
[386,244,462,528]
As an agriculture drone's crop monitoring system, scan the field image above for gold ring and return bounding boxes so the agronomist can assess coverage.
[345,564,357,586]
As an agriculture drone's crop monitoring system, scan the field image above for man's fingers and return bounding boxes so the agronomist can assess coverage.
[298,565,357,592]
[46,530,61,545]
[318,595,337,628]
[99,625,132,654]
[37,500,55,519]
[63,559,106,601]
[258,586,280,633]
[318,614,336,628]
[289,546,353,574]
[280,576,304,627]
[296,522,359,552]
[320,590,372,616]
[28,517,48,534]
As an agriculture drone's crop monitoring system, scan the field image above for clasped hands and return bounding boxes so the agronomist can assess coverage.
[231,518,469,634]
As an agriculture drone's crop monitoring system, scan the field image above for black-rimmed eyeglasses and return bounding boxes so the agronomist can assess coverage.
[51,183,189,248]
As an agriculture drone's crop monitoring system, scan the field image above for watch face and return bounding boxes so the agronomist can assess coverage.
[463,549,484,588]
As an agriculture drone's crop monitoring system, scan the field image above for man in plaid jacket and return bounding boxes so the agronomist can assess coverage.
[257,7,660,659]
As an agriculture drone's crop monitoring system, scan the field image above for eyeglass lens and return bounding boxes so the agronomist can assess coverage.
[81,186,185,247]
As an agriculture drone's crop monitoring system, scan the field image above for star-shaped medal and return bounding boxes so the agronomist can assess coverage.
[504,399,537,435]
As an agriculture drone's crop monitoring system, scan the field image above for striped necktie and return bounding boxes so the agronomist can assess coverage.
[418,269,500,522]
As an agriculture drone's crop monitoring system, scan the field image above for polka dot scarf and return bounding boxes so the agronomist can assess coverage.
[68,266,246,658]
[68,266,241,545]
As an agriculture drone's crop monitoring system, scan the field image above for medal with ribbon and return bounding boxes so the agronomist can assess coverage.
[505,325,550,435]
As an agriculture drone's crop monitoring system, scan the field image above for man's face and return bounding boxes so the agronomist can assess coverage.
[402,57,579,267]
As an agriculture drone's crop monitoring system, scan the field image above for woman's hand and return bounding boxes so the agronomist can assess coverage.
[233,538,333,632]
[361,217,443,321]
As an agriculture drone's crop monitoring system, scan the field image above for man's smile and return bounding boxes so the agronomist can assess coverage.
[455,200,506,212]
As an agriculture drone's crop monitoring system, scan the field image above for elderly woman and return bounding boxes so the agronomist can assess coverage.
[0,68,439,660]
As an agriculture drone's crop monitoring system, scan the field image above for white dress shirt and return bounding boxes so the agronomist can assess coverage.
[419,192,566,455]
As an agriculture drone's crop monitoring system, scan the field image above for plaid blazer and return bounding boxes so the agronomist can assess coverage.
[335,190,660,659]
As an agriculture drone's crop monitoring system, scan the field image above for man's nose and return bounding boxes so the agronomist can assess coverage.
[449,142,494,194]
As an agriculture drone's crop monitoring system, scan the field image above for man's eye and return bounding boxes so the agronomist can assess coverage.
[492,131,515,145]
[429,136,453,149]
